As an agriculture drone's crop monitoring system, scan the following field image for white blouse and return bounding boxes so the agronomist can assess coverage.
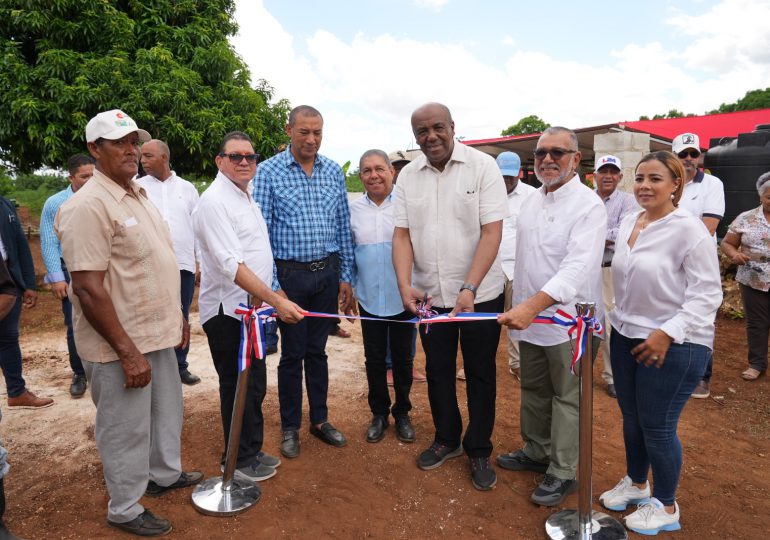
[609,208,723,349]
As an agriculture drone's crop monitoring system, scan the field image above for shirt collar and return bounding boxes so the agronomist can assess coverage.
[693,170,705,183]
[215,170,253,200]
[285,145,322,172]
[92,169,146,202]
[417,141,468,171]
[539,174,582,201]
[364,192,393,206]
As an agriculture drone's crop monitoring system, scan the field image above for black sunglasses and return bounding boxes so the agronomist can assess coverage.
[534,147,576,160]
[677,149,700,159]
[219,153,260,164]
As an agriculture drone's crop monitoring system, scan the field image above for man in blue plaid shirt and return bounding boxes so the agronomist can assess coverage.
[254,105,354,459]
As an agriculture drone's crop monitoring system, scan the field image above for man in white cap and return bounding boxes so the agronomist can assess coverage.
[388,150,412,184]
[496,151,535,381]
[594,155,639,398]
[56,109,201,536]
[672,133,724,399]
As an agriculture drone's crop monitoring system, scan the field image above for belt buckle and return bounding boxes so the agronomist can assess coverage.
[310,260,326,272]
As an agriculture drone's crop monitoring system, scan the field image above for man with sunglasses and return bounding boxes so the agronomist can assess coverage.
[138,139,201,387]
[254,105,355,459]
[672,132,724,400]
[56,110,201,536]
[393,102,508,491]
[498,127,606,507]
[195,131,305,486]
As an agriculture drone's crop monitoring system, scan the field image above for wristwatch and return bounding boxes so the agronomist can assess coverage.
[459,283,478,297]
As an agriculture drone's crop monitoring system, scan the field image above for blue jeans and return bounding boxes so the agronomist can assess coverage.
[61,265,84,376]
[610,329,710,506]
[175,270,195,371]
[0,294,24,397]
[276,258,339,430]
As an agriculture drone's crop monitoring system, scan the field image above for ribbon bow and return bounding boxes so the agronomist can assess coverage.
[532,309,604,375]
[234,303,277,371]
[416,299,439,333]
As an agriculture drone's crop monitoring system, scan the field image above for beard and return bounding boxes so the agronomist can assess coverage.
[535,166,574,188]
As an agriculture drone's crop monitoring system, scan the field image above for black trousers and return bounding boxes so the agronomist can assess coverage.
[359,305,414,418]
[740,284,770,372]
[203,306,266,468]
[419,294,504,458]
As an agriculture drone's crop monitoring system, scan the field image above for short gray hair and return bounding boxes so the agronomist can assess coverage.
[359,149,390,170]
[540,126,578,150]
[757,171,770,195]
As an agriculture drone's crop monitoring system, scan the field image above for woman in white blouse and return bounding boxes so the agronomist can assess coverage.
[598,151,723,536]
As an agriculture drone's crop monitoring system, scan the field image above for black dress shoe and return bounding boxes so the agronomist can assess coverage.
[108,509,172,536]
[366,415,388,443]
[69,374,87,398]
[607,384,617,398]
[145,470,203,496]
[179,369,201,386]
[309,422,347,447]
[395,415,415,443]
[281,430,300,458]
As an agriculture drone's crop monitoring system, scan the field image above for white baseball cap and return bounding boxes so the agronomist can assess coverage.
[672,133,700,154]
[86,109,151,143]
[594,154,622,172]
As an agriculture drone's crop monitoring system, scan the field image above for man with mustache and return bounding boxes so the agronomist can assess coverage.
[594,155,639,398]
[254,105,354,458]
[56,110,201,536]
[393,102,507,491]
[498,127,606,507]
[672,132,724,400]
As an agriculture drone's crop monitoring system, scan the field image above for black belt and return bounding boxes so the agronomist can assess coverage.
[275,255,334,272]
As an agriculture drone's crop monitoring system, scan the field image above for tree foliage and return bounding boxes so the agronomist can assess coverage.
[709,87,770,114]
[0,0,290,177]
[501,115,550,137]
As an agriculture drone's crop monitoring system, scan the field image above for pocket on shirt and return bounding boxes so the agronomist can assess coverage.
[275,186,303,218]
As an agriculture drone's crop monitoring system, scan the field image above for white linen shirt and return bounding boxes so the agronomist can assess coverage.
[511,176,607,346]
[137,172,199,272]
[500,181,536,280]
[608,208,722,349]
[193,172,274,325]
[393,143,509,308]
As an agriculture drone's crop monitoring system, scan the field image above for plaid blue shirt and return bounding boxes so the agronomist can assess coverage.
[40,186,74,283]
[253,146,354,289]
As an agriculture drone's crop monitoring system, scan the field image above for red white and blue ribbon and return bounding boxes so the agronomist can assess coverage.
[234,303,277,371]
[533,309,604,374]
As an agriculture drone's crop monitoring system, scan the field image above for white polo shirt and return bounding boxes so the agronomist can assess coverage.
[193,172,274,325]
[393,143,509,308]
[137,172,199,272]
[678,171,724,237]
[511,175,607,346]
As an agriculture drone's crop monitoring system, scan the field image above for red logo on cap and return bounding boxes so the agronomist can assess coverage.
[116,112,125,118]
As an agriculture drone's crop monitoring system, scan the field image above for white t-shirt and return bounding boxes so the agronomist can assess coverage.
[500,181,536,280]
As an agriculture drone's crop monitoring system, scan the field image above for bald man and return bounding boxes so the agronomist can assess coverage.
[138,139,201,386]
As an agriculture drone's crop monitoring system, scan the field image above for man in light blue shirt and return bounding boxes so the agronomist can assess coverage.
[349,149,415,444]
[40,154,94,397]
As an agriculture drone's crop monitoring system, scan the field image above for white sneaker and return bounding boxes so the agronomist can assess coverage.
[625,498,681,536]
[599,475,651,511]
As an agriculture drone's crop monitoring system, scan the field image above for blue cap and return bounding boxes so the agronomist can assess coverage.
[496,151,521,176]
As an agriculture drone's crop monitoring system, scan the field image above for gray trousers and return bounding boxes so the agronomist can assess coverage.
[519,337,600,480]
[83,348,183,523]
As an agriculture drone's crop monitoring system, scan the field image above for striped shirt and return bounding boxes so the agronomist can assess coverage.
[600,188,639,265]
[253,146,354,289]
[40,186,74,283]
[349,193,403,317]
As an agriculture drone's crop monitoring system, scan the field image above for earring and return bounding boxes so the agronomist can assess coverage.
[670,193,675,199]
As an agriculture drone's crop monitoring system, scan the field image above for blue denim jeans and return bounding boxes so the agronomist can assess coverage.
[0,294,24,397]
[610,329,710,505]
[175,270,195,371]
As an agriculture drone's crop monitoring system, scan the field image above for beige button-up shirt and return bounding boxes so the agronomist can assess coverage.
[393,143,509,308]
[55,169,183,363]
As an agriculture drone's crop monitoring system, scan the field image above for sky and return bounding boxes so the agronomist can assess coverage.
[231,0,770,167]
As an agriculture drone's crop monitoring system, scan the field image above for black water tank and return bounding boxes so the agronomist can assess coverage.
[705,124,770,238]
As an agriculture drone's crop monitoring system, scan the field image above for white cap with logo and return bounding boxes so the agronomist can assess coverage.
[594,154,622,172]
[672,133,700,154]
[86,109,151,143]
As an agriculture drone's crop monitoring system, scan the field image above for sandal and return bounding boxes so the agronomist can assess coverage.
[741,368,763,381]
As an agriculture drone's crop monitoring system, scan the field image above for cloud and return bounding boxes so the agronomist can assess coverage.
[501,35,515,46]
[413,0,450,9]
[231,0,770,164]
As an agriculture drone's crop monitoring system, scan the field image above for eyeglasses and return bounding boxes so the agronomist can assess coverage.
[534,148,576,160]
[219,153,259,164]
[677,149,700,159]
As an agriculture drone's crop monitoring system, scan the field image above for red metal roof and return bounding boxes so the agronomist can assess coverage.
[463,109,770,150]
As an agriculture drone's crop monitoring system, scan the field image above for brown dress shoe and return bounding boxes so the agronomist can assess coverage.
[7,390,53,409]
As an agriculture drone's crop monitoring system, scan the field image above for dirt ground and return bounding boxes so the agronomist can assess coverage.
[1,237,768,539]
